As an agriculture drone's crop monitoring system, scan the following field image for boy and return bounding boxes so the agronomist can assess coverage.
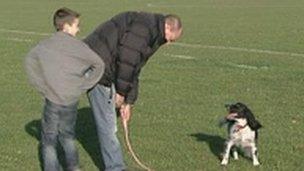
[25,7,104,171]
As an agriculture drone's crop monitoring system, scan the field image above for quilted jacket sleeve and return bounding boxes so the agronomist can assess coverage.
[115,22,150,104]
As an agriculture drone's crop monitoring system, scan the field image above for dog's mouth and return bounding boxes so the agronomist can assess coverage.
[225,113,238,120]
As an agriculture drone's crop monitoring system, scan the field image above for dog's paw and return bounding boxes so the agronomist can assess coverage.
[233,151,239,160]
[221,160,228,166]
[253,161,260,166]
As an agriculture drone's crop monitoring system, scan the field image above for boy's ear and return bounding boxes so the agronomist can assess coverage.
[62,23,71,32]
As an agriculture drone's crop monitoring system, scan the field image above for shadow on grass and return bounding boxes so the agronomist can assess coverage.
[24,107,104,171]
[76,107,104,170]
[190,133,226,160]
[24,119,43,170]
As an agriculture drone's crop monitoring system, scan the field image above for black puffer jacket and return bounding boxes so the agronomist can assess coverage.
[83,11,167,104]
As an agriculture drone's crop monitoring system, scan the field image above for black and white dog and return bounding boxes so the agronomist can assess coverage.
[220,102,262,166]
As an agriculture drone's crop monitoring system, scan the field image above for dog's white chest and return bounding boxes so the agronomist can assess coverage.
[230,126,255,147]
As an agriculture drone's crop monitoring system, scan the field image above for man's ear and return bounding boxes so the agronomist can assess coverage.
[164,23,170,31]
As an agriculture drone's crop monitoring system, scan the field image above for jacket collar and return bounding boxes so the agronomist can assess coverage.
[233,124,248,133]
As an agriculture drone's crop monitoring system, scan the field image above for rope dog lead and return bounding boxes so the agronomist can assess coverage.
[122,119,153,171]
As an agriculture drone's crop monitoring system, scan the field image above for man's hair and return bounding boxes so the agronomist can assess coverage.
[164,14,182,31]
[53,7,80,31]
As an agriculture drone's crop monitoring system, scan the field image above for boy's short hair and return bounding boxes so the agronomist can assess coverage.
[53,7,80,31]
[164,14,182,31]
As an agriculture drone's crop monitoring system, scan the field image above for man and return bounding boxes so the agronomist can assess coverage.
[83,11,182,171]
[25,7,104,171]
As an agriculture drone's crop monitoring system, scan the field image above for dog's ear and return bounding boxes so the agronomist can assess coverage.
[243,106,262,130]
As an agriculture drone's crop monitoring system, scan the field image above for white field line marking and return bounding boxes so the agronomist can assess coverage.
[172,42,304,58]
[7,37,33,42]
[0,28,51,36]
[226,62,269,70]
[2,28,304,58]
[164,53,195,59]
[147,3,303,8]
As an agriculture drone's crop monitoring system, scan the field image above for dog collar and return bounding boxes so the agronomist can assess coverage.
[234,124,248,133]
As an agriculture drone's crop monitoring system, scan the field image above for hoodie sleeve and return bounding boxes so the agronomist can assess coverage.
[24,47,48,95]
[76,42,105,90]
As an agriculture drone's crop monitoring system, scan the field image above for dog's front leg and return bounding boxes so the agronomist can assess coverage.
[250,143,260,166]
[221,140,234,165]
[232,147,239,160]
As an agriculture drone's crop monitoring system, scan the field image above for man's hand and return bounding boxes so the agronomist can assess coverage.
[120,104,132,123]
[115,93,125,108]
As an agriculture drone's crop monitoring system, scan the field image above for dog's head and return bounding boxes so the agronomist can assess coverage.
[225,102,262,130]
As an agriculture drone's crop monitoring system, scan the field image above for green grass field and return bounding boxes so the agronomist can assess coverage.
[1,0,304,170]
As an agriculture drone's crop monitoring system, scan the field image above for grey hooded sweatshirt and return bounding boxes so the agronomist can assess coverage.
[25,32,104,105]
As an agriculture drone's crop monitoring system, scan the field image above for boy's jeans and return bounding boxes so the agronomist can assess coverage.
[41,99,79,171]
[88,84,125,171]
